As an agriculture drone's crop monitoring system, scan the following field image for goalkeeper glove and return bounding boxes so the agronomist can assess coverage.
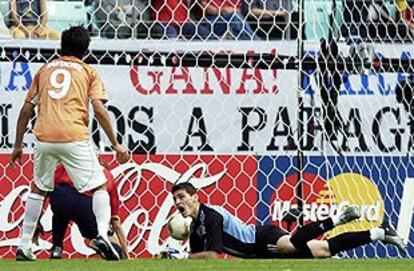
[158,247,189,259]
[396,0,410,12]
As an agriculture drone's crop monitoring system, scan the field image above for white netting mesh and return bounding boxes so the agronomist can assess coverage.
[0,0,414,260]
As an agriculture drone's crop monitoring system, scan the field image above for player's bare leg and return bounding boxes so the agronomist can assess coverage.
[307,240,331,258]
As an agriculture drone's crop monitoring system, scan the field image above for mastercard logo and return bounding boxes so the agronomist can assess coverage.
[271,173,384,237]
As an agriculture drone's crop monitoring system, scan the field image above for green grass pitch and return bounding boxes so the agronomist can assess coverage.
[0,259,413,271]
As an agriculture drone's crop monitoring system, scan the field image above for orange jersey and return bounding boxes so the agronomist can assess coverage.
[25,56,108,142]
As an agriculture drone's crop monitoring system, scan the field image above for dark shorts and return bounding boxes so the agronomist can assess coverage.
[255,225,289,258]
[50,185,98,239]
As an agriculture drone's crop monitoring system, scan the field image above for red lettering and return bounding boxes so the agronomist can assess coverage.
[271,49,279,94]
[201,68,231,94]
[271,69,279,94]
[147,71,163,94]
[130,48,280,95]
[236,50,269,94]
[166,67,197,94]
[237,68,269,94]
[200,68,213,94]
[129,66,163,95]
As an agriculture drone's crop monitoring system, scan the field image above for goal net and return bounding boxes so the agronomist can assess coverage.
[0,0,413,259]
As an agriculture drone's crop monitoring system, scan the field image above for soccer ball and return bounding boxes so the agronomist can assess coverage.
[167,213,192,240]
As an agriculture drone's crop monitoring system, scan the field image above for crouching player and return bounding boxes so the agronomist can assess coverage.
[161,183,407,259]
[43,164,129,259]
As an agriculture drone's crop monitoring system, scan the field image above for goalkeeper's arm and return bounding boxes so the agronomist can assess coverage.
[157,249,219,259]
[188,251,219,259]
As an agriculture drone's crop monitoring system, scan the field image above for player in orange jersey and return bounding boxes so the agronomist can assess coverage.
[10,25,130,261]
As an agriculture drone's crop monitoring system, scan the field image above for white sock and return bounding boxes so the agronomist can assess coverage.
[332,214,341,226]
[19,193,45,250]
[370,228,385,241]
[92,190,111,239]
[332,209,344,226]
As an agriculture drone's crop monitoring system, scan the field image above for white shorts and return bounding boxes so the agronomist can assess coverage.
[33,140,106,193]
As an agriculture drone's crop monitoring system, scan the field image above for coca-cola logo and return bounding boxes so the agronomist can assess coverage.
[0,160,225,255]
[111,161,225,256]
[0,154,258,258]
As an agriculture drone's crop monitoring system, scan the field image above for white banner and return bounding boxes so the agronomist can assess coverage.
[0,42,413,155]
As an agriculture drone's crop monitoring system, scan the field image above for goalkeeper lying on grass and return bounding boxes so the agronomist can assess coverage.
[160,183,407,259]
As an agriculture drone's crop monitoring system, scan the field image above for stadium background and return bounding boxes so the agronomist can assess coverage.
[0,0,414,260]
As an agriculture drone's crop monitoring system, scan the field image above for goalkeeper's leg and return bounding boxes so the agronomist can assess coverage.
[307,224,407,258]
[289,205,360,257]
[307,231,373,258]
[327,221,407,256]
[286,230,381,258]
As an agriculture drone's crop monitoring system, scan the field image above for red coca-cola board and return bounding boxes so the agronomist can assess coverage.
[0,154,257,259]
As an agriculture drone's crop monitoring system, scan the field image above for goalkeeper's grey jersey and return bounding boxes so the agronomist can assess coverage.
[189,203,257,258]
